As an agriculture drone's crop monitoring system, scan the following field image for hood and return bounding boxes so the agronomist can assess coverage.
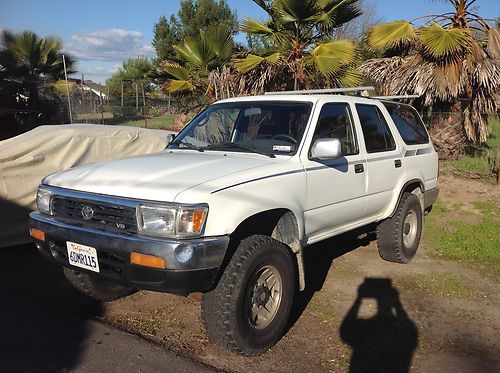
[43,150,276,202]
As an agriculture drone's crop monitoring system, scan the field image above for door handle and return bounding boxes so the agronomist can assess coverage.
[395,159,402,168]
[354,164,364,173]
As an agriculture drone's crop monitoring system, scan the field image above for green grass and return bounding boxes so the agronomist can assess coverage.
[75,112,113,121]
[448,115,499,180]
[397,272,477,298]
[425,200,500,270]
[74,112,177,130]
[122,113,176,129]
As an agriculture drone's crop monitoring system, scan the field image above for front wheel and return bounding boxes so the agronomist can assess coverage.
[201,235,296,356]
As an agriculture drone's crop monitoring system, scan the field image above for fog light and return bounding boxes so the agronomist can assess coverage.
[130,252,166,269]
[175,244,194,263]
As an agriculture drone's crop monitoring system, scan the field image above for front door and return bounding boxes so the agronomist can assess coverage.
[303,102,367,243]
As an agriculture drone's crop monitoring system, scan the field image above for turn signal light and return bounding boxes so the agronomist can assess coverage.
[30,228,45,242]
[130,252,166,269]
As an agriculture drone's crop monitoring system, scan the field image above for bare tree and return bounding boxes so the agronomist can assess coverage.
[333,0,384,40]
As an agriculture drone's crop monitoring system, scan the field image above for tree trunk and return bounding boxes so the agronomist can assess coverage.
[427,101,467,160]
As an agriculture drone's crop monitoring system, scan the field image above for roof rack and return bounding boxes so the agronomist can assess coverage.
[370,95,419,100]
[264,86,374,96]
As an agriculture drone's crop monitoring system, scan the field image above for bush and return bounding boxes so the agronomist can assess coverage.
[109,105,141,119]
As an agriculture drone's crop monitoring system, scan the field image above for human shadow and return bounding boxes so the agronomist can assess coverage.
[340,278,418,373]
[289,225,377,325]
[0,243,103,372]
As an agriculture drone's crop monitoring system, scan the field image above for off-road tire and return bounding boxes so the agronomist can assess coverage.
[63,268,135,302]
[201,235,296,356]
[377,193,422,263]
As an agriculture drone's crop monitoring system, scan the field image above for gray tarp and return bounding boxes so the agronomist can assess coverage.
[0,124,170,248]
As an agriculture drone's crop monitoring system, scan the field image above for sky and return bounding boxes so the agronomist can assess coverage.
[1,0,499,83]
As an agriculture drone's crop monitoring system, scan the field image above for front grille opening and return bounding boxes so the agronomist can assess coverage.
[52,196,137,234]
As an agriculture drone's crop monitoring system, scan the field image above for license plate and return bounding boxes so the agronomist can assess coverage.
[66,241,100,273]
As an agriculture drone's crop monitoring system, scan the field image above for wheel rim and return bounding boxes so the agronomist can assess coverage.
[403,210,418,248]
[247,265,283,330]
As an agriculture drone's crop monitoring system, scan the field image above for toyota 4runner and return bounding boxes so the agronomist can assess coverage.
[29,87,439,356]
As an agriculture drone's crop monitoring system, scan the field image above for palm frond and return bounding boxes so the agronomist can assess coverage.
[166,79,194,93]
[310,39,357,76]
[174,38,216,71]
[486,27,500,59]
[203,25,233,62]
[159,62,190,80]
[418,25,472,59]
[240,18,275,35]
[316,0,362,31]
[234,53,282,73]
[274,0,319,24]
[336,67,363,87]
[367,21,416,51]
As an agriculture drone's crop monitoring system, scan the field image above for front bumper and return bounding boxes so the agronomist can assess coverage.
[29,212,229,294]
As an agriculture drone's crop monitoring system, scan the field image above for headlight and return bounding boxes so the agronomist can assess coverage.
[136,203,208,238]
[37,187,53,215]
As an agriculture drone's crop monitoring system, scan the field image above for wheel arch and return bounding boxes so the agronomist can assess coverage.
[389,179,425,218]
[220,208,306,291]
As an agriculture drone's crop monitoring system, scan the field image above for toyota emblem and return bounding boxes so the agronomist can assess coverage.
[81,205,94,220]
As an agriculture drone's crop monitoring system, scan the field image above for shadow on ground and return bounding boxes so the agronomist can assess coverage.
[291,227,419,373]
[291,226,378,323]
[340,278,418,373]
[0,243,103,372]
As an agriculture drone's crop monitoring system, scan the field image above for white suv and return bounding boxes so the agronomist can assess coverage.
[30,88,439,356]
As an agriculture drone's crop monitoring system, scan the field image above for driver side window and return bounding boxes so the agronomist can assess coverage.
[312,103,358,156]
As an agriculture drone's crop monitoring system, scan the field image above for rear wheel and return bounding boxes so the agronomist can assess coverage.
[201,235,296,356]
[63,268,135,302]
[377,193,423,263]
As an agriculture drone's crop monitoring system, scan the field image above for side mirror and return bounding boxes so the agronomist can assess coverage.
[310,138,342,160]
[167,133,176,145]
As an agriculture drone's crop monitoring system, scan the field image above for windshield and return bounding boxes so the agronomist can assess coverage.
[168,101,313,156]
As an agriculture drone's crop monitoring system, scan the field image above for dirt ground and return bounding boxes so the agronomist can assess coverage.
[4,174,498,372]
[95,174,498,372]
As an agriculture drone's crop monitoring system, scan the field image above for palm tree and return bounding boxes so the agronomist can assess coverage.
[360,0,499,159]
[0,30,76,81]
[154,25,233,97]
[235,0,363,91]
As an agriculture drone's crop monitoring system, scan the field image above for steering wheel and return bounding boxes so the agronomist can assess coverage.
[271,134,297,144]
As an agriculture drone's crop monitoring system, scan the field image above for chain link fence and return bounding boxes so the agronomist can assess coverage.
[0,79,193,141]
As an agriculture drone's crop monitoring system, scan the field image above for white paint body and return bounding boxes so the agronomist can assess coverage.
[43,95,439,247]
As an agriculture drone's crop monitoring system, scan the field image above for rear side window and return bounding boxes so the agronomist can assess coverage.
[384,104,429,145]
[356,104,396,153]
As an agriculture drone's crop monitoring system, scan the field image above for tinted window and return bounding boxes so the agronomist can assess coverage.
[311,103,358,156]
[356,104,396,153]
[384,104,429,145]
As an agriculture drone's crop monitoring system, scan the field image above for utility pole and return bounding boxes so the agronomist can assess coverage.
[141,80,148,128]
[62,54,73,123]
[135,81,139,110]
[121,82,124,107]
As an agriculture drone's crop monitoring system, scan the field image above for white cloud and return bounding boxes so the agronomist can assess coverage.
[65,28,154,61]
[77,65,120,76]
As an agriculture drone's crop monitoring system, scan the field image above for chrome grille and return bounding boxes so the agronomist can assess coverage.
[52,195,137,233]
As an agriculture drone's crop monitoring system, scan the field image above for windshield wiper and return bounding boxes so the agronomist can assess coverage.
[208,142,275,158]
[171,140,204,152]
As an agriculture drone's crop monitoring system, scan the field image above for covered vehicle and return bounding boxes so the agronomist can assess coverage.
[0,124,170,247]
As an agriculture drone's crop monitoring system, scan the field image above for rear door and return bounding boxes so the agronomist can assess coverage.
[354,103,404,220]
